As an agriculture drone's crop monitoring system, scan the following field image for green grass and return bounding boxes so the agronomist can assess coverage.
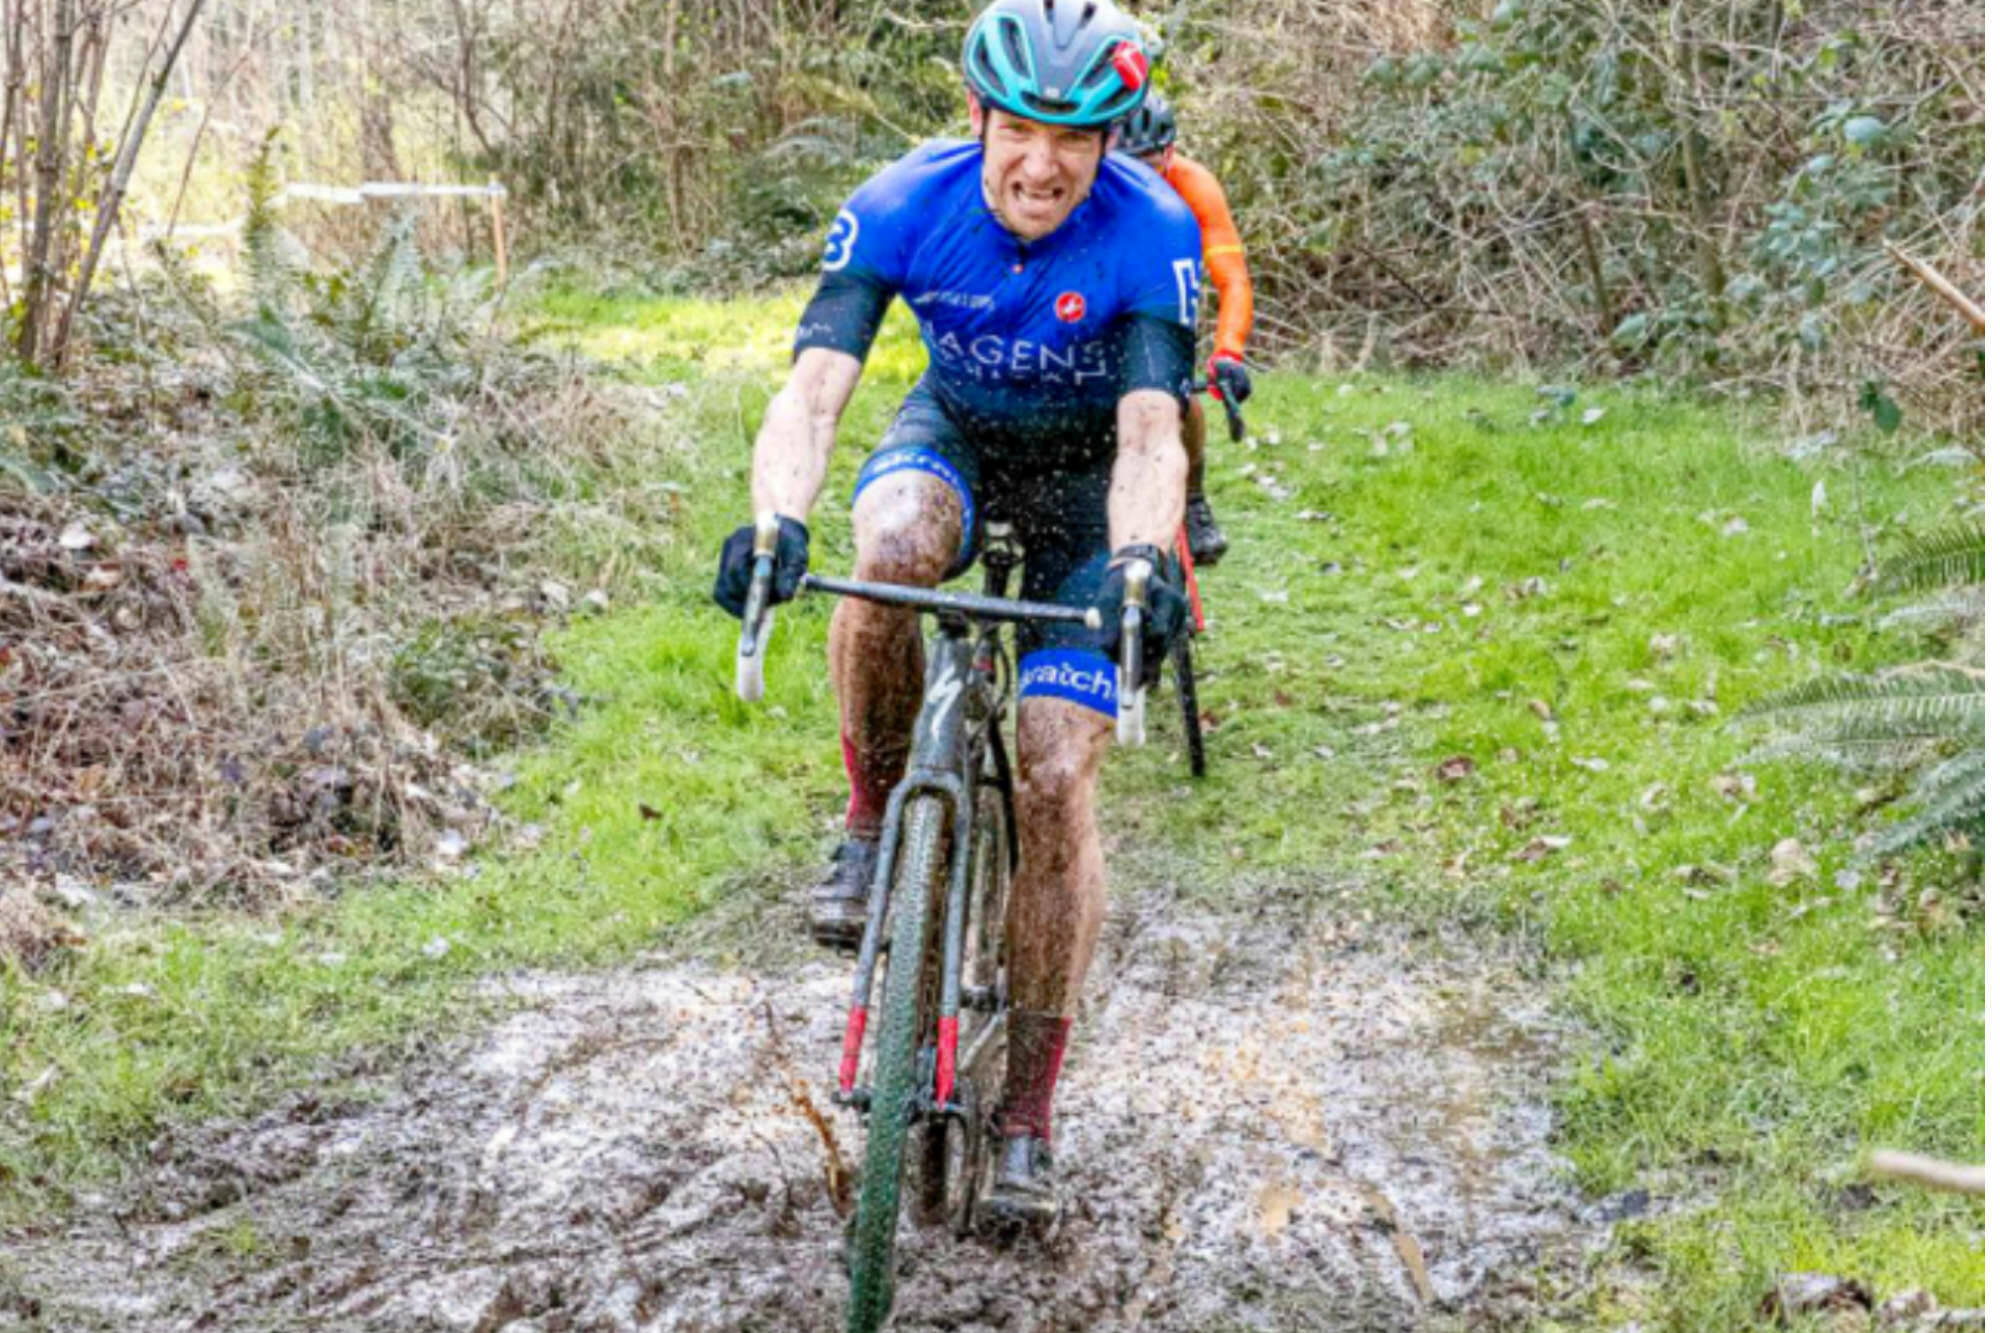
[1,287,1981,1327]
[1108,376,1984,1319]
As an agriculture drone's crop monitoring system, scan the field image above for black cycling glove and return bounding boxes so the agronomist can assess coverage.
[1091,543,1188,685]
[712,516,810,618]
[1208,352,1253,405]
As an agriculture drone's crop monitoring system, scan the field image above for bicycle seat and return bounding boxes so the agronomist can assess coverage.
[980,520,1022,573]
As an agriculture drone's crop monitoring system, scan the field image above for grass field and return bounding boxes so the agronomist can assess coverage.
[2,283,1981,1327]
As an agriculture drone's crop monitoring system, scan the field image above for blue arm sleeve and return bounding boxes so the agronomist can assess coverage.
[794,270,895,362]
[1118,314,1197,398]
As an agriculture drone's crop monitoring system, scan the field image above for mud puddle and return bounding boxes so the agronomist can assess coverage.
[2,881,1588,1332]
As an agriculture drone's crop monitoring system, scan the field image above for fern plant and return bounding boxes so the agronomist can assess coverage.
[241,128,291,319]
[1736,520,1984,858]
[222,167,483,472]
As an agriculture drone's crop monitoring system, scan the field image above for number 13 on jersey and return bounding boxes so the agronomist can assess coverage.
[1172,258,1200,328]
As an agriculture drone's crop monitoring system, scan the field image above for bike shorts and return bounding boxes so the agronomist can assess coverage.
[851,381,1120,717]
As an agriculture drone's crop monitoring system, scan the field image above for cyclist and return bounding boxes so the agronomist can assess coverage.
[712,0,1197,1226]
[1115,89,1253,565]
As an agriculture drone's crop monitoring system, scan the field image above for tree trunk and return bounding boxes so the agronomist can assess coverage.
[0,0,23,313]
[52,0,210,369]
[1670,2,1727,330]
[17,0,77,367]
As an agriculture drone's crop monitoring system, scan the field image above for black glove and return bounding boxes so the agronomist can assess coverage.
[1092,544,1188,686]
[1209,352,1253,405]
[712,516,810,618]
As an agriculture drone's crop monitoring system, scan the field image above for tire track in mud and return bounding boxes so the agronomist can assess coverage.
[3,881,1588,1333]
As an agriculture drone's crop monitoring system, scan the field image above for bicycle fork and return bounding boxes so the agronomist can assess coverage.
[835,629,986,1122]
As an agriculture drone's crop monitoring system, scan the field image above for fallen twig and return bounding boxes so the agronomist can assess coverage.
[1885,243,1985,332]
[1865,1149,1984,1195]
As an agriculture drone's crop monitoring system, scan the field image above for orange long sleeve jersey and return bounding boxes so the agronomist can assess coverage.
[1159,152,1253,359]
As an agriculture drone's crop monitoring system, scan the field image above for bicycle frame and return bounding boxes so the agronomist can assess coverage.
[835,625,988,1117]
[832,532,1025,1128]
[732,513,1139,1121]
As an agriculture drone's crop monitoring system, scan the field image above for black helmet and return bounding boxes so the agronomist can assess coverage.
[963,0,1153,129]
[1116,90,1178,156]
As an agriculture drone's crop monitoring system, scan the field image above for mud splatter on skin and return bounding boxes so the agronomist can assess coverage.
[1009,699,1113,1015]
[830,471,964,830]
[1,885,1588,1333]
[1181,394,1209,493]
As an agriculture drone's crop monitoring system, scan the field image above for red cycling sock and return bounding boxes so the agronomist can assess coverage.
[994,1010,1072,1141]
[841,734,902,840]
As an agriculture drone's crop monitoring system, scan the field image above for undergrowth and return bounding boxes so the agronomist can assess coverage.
[0,176,684,901]
[1,286,1982,1330]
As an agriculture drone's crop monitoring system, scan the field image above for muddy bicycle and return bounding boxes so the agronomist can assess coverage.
[1166,369,1246,779]
[733,515,1150,1333]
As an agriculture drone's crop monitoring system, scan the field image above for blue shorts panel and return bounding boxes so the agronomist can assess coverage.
[1018,647,1117,718]
[1015,533,1110,657]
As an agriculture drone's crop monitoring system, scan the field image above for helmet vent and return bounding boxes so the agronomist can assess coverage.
[1079,47,1115,90]
[1000,19,1030,74]
[971,39,1005,91]
[1022,91,1081,117]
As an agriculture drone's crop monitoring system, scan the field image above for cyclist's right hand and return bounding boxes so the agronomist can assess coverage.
[1091,543,1187,684]
[713,515,810,617]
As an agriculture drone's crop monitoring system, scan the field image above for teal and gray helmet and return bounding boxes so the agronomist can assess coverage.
[962,0,1153,129]
[1116,90,1177,155]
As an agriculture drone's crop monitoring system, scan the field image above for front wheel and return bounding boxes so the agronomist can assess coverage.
[847,794,950,1333]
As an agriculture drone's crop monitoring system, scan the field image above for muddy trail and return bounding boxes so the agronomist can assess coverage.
[3,875,1596,1333]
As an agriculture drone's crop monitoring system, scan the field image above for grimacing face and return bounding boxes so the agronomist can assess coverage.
[969,98,1109,242]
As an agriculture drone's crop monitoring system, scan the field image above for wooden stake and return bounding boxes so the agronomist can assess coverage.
[1886,243,1984,333]
[1866,1149,1984,1196]
[488,176,508,289]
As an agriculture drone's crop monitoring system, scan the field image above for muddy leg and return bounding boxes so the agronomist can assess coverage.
[1182,402,1228,565]
[829,474,963,836]
[1182,397,1208,502]
[994,697,1112,1139]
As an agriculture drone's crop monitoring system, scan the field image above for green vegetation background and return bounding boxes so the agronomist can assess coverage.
[1,288,1981,1328]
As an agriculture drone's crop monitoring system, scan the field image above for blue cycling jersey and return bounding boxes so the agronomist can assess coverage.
[794,139,1202,446]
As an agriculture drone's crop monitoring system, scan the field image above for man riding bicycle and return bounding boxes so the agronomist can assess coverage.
[1116,89,1255,566]
[713,0,1198,1224]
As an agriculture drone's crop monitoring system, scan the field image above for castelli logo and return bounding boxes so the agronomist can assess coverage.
[1111,42,1148,91]
[1055,291,1086,323]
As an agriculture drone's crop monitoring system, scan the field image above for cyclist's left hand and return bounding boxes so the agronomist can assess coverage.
[712,515,810,618]
[1092,543,1187,685]
[1208,352,1252,404]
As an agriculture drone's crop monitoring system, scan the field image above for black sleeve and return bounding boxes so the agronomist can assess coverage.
[1116,313,1197,399]
[793,270,896,363]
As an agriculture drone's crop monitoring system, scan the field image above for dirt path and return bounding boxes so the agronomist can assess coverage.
[3,876,1589,1332]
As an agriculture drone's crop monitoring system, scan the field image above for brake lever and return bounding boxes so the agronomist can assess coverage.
[1115,558,1150,747]
[1219,379,1246,444]
[735,511,780,702]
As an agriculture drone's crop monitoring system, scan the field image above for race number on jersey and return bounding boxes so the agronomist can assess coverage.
[822,209,860,271]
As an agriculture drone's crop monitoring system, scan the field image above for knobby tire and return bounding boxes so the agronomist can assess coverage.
[847,793,950,1333]
[911,780,1010,1230]
[1174,632,1206,778]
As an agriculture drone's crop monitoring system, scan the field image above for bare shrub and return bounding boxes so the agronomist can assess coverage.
[0,197,685,901]
[1168,0,1982,431]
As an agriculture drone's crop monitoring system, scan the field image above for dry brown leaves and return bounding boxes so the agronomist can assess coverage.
[2,459,504,928]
